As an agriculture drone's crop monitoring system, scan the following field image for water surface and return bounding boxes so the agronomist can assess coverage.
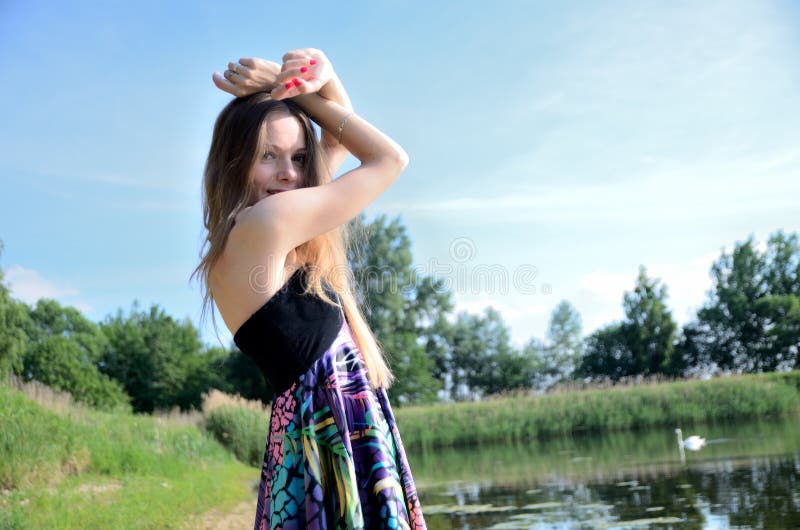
[408,417,800,529]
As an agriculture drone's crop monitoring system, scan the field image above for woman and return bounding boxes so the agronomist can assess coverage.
[191,48,427,529]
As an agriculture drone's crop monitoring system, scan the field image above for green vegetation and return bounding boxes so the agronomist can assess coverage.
[0,382,257,529]
[393,371,800,451]
[204,405,270,466]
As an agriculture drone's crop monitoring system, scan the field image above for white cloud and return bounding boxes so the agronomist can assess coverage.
[384,149,800,225]
[5,265,93,314]
[571,246,743,337]
[450,295,552,347]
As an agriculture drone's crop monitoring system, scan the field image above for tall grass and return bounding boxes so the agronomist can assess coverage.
[0,379,260,529]
[393,371,800,450]
[202,390,271,467]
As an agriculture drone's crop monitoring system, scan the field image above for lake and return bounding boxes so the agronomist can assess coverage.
[408,416,800,529]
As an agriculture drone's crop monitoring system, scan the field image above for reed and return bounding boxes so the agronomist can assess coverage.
[393,371,800,451]
[204,405,270,467]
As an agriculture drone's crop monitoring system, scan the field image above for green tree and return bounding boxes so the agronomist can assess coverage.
[678,231,800,373]
[0,241,29,378]
[542,300,583,384]
[216,348,276,404]
[576,266,677,380]
[20,298,131,411]
[99,301,214,413]
[448,307,528,399]
[621,266,678,375]
[348,214,446,404]
[576,323,629,380]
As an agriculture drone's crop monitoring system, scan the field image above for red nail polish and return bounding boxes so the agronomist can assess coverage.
[309,60,317,65]
[285,82,293,89]
[300,66,308,73]
[293,78,302,86]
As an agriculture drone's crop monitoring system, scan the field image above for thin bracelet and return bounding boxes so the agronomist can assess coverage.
[337,112,355,145]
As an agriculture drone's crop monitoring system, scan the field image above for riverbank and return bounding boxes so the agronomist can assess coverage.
[3,370,798,527]
[0,381,260,529]
[393,371,800,451]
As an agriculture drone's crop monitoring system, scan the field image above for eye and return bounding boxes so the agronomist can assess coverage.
[262,152,275,160]
[293,154,307,165]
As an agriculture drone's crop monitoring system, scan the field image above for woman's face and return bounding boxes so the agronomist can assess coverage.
[249,111,307,205]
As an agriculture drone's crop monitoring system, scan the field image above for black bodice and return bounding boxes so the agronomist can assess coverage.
[232,267,344,394]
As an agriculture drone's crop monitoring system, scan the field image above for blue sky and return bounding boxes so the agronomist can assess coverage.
[1,0,798,350]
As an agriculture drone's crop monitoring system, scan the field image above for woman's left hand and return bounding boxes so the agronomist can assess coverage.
[212,57,281,98]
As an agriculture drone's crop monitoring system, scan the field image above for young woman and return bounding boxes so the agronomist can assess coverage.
[192,48,427,529]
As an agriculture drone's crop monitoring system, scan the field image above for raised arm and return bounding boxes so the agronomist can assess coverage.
[213,49,352,178]
[242,90,408,254]
[315,73,353,177]
[273,49,353,177]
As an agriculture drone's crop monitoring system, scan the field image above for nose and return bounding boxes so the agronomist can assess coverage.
[275,157,300,184]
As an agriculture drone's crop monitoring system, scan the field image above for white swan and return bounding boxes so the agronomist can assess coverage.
[675,428,706,451]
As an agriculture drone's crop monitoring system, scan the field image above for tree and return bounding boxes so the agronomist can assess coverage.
[0,241,29,378]
[576,266,677,380]
[621,266,678,376]
[542,300,583,384]
[447,307,529,399]
[20,298,131,411]
[576,323,630,380]
[678,231,800,373]
[348,214,446,404]
[99,301,214,413]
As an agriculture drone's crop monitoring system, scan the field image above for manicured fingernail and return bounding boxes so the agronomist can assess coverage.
[285,82,294,89]
[300,66,308,73]
[309,60,317,65]
[292,78,302,86]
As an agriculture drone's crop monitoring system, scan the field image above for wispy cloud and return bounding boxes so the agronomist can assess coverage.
[6,167,188,193]
[385,148,800,224]
[5,265,93,314]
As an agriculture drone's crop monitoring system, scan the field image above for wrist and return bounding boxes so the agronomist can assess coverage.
[317,73,340,99]
[317,73,353,111]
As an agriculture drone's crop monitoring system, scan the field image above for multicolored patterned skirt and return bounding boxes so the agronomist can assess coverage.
[254,319,427,530]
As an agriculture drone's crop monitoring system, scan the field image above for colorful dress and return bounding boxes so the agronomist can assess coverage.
[234,267,427,530]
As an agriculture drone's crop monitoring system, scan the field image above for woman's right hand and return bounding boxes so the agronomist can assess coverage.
[270,48,336,101]
[212,57,281,98]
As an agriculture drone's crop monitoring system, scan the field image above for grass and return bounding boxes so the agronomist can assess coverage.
[0,376,265,529]
[392,371,800,450]
[4,370,800,527]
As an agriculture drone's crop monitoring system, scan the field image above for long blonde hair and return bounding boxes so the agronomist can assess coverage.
[190,93,394,390]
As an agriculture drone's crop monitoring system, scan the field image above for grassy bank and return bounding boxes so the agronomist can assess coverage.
[0,380,264,529]
[6,370,797,527]
[393,371,800,450]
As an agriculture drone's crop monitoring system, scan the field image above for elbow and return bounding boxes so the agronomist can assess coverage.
[362,144,409,177]
[384,146,409,173]
[384,150,409,182]
[395,147,410,169]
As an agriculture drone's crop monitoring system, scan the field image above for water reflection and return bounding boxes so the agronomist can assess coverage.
[408,417,800,529]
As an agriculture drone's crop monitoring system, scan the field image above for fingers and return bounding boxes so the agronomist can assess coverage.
[228,61,251,75]
[211,72,241,96]
[275,65,313,85]
[280,58,307,72]
[282,49,308,62]
[270,76,311,100]
[223,69,239,82]
[238,57,255,67]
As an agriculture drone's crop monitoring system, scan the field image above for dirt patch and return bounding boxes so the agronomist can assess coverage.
[76,481,122,495]
[183,499,256,530]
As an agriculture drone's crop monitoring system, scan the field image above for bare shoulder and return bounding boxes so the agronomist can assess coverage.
[210,222,294,336]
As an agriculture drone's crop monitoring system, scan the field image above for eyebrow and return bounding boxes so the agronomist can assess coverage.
[266,144,307,152]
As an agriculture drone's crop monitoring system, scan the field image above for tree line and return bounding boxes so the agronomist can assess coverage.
[0,220,797,412]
